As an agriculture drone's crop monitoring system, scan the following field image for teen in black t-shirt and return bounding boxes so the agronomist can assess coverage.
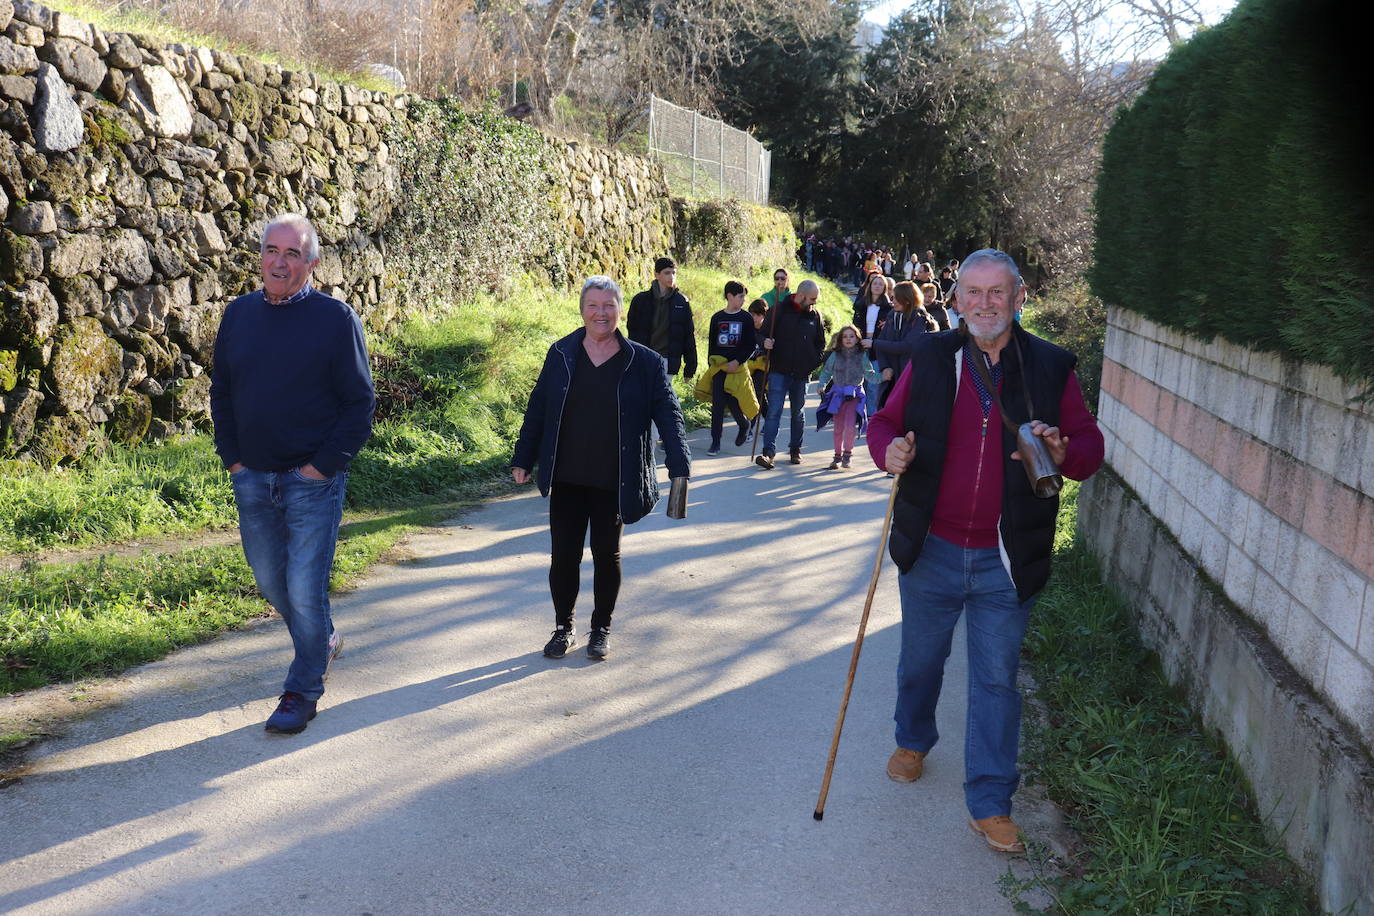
[705,280,757,454]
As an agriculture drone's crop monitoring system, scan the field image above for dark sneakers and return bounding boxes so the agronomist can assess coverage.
[587,626,610,660]
[265,692,317,735]
[543,627,576,658]
[789,449,802,464]
[735,425,750,447]
[755,451,775,470]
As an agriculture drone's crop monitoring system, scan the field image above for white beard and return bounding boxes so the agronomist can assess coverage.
[968,314,1011,343]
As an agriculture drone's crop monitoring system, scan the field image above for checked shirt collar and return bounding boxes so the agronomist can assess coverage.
[265,282,315,306]
[964,344,1004,419]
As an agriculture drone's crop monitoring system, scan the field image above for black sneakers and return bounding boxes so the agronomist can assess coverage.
[735,425,750,446]
[543,627,576,658]
[587,627,610,660]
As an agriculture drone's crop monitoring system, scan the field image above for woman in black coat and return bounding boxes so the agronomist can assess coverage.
[871,280,938,407]
[511,276,690,661]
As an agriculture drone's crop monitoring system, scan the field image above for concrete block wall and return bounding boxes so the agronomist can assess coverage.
[1083,306,1374,914]
[1097,306,1374,749]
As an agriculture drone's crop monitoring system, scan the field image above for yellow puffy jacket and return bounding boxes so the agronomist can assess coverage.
[693,355,760,420]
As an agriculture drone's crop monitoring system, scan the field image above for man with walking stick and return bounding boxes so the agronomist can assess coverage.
[865,249,1103,852]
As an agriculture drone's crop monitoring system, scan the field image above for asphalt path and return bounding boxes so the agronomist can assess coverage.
[0,386,1043,915]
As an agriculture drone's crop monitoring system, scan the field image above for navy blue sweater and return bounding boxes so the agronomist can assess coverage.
[210,288,375,477]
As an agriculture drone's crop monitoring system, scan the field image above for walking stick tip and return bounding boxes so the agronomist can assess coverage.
[812,810,824,821]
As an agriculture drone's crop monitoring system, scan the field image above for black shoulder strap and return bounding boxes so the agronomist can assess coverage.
[964,335,1038,433]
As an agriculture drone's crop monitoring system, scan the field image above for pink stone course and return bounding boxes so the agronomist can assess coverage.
[1102,357,1372,583]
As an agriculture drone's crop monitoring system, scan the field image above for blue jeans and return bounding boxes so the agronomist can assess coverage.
[231,467,348,701]
[761,372,808,455]
[894,533,1035,819]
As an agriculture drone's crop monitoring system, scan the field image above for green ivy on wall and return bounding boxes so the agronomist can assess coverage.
[384,100,568,311]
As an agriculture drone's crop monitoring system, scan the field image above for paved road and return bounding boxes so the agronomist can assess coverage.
[0,391,1039,915]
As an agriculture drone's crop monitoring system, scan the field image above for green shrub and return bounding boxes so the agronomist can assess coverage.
[1022,279,1106,412]
[672,198,798,276]
[1091,0,1373,389]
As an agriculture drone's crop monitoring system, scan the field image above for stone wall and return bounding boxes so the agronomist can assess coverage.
[671,196,798,276]
[552,137,674,287]
[0,0,676,464]
[1081,306,1374,914]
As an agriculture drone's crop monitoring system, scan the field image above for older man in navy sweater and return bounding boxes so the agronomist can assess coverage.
[210,213,375,734]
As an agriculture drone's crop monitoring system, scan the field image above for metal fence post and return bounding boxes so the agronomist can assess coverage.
[690,110,698,197]
[719,127,725,196]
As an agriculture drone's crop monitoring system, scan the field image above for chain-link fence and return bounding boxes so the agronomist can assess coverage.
[647,96,771,205]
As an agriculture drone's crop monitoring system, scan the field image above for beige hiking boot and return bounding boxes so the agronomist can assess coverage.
[886,747,926,782]
[968,815,1026,853]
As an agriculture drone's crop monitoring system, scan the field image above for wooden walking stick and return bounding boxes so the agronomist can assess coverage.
[750,300,783,463]
[814,472,901,821]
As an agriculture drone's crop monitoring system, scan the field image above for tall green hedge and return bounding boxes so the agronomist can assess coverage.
[1091,0,1373,387]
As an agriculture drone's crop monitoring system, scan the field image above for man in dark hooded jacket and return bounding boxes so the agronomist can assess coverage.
[626,256,697,379]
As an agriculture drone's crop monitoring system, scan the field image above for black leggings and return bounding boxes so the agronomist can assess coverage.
[548,482,623,630]
[710,370,748,445]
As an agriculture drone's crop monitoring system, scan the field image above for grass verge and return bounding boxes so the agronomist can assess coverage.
[0,266,848,555]
[0,501,468,694]
[1007,482,1315,913]
[2,264,838,694]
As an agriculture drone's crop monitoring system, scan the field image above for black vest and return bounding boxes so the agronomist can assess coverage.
[889,325,1077,601]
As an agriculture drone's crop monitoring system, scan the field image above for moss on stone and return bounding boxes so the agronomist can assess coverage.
[226,82,263,131]
[0,349,18,392]
[118,329,177,377]
[0,386,42,456]
[32,157,90,202]
[48,317,124,416]
[108,390,152,445]
[25,413,93,468]
[0,229,43,283]
[83,107,131,153]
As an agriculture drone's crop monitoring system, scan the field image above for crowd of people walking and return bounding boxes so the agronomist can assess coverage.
[503,243,1103,857]
[215,212,1103,861]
